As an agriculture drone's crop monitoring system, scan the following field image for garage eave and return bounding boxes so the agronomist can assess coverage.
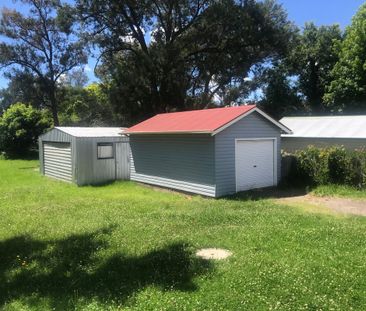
[211,107,293,136]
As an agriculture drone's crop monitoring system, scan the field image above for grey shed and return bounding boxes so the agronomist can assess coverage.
[126,106,291,197]
[39,127,130,185]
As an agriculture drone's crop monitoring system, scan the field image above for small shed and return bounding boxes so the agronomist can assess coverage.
[126,105,291,197]
[39,127,130,185]
[280,116,366,152]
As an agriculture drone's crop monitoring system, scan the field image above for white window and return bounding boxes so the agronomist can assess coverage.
[97,143,114,159]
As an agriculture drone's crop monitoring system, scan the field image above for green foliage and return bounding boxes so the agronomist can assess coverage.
[259,65,303,118]
[324,3,366,111]
[327,146,348,184]
[0,103,52,156]
[58,83,117,126]
[286,146,366,188]
[345,151,366,187]
[0,0,87,125]
[0,72,46,111]
[288,23,342,111]
[79,0,297,123]
[295,146,329,185]
[260,22,342,115]
[2,158,366,310]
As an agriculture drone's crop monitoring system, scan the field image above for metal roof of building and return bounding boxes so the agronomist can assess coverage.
[280,116,366,139]
[126,106,291,135]
[55,127,126,137]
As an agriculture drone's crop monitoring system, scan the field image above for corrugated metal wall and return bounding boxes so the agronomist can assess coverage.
[75,136,130,185]
[282,137,366,153]
[215,112,282,197]
[130,134,216,197]
[116,142,130,180]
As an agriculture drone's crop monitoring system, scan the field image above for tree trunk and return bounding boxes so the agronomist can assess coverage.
[49,87,59,126]
[51,106,59,126]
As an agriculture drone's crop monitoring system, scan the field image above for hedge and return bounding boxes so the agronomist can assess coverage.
[282,146,366,188]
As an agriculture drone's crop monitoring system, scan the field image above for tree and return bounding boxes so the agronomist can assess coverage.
[324,4,366,111]
[78,0,296,123]
[259,65,303,118]
[0,103,51,156]
[0,72,46,112]
[287,22,342,111]
[58,67,89,88]
[0,0,87,125]
[58,83,116,126]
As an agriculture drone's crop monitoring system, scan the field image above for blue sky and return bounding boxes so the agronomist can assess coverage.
[279,0,364,28]
[0,0,364,89]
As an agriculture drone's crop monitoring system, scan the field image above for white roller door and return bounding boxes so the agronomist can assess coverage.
[43,142,72,182]
[235,139,276,192]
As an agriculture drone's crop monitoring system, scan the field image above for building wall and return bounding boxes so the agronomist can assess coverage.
[75,137,129,186]
[215,112,282,197]
[130,134,216,197]
[282,137,366,153]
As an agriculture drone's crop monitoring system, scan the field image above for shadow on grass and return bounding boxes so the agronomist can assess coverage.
[0,226,212,309]
[18,166,39,170]
[224,186,310,201]
[1,150,39,160]
[86,180,120,187]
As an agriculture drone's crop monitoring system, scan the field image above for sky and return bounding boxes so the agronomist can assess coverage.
[279,0,364,28]
[0,0,364,89]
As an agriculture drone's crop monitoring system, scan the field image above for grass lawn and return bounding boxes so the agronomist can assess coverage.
[1,159,366,310]
[312,184,366,199]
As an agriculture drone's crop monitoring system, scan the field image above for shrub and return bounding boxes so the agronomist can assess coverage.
[284,146,366,188]
[345,150,366,188]
[0,103,52,157]
[295,146,329,185]
[327,146,348,184]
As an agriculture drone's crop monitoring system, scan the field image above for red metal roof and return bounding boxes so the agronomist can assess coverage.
[126,105,257,134]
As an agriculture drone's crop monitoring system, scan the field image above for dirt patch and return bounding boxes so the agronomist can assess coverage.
[196,248,232,260]
[278,194,366,216]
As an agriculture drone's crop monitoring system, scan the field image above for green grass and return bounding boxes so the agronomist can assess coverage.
[312,184,366,199]
[1,159,366,310]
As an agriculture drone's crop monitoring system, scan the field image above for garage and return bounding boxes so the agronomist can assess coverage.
[235,139,276,192]
[39,127,130,185]
[43,142,72,182]
[126,105,291,197]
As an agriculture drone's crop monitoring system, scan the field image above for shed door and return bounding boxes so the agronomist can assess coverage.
[235,139,275,192]
[115,142,130,180]
[43,142,72,182]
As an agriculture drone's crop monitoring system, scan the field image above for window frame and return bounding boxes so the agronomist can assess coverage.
[97,142,114,160]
